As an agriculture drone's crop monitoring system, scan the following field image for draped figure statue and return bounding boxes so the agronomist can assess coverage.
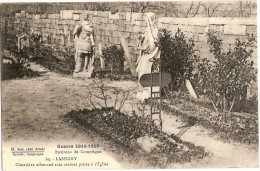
[136,13,161,101]
[136,12,160,81]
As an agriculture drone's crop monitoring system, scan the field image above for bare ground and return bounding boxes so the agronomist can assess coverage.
[1,62,259,168]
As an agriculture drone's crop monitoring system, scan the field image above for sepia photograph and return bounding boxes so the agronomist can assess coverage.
[0,0,259,170]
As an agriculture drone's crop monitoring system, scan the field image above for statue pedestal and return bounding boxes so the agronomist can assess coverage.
[73,71,92,78]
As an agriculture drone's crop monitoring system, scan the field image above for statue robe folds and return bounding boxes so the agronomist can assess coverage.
[136,13,161,101]
[136,13,160,81]
[73,21,95,77]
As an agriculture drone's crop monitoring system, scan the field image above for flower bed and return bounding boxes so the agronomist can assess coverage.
[161,98,258,144]
[64,107,207,168]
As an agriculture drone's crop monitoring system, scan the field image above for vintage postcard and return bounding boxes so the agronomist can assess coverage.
[1,0,259,170]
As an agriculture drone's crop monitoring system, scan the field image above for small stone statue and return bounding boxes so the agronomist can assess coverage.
[18,34,29,51]
[73,14,95,78]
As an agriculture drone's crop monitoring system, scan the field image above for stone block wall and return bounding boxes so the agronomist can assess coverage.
[7,10,148,64]
[158,17,257,67]
[2,10,257,69]
[1,16,16,50]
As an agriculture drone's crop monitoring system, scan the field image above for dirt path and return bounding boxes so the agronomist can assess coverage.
[1,62,258,169]
[1,63,135,169]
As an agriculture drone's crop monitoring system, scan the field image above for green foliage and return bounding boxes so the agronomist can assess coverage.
[158,28,198,90]
[102,45,125,74]
[197,30,257,116]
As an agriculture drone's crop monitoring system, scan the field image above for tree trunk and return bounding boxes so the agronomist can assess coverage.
[223,96,227,122]
[240,86,247,111]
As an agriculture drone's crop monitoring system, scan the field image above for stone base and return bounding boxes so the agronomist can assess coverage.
[73,71,92,78]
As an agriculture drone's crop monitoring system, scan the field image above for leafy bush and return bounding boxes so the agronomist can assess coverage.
[2,49,39,80]
[197,30,257,121]
[33,46,75,75]
[158,28,198,90]
[101,45,125,74]
[27,37,75,75]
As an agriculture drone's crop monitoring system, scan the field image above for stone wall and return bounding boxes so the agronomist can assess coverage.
[1,10,257,68]
[0,16,16,50]
[158,17,257,67]
[6,10,147,65]
[1,10,257,97]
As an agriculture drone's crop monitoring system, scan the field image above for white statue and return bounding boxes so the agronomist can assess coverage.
[136,12,160,81]
[136,13,161,101]
[73,14,95,77]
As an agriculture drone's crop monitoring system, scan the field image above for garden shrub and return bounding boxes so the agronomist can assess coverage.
[1,29,39,80]
[2,49,39,80]
[197,30,257,120]
[101,45,125,74]
[30,45,75,75]
[158,28,198,91]
[26,34,76,75]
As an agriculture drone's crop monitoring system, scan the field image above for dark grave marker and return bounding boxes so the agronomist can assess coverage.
[139,73,171,87]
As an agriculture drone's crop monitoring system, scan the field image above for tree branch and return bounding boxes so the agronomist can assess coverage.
[93,79,108,108]
[86,95,97,110]
[118,91,130,111]
[186,1,194,18]
[227,97,235,117]
[210,3,222,17]
[211,100,220,117]
[193,2,201,17]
